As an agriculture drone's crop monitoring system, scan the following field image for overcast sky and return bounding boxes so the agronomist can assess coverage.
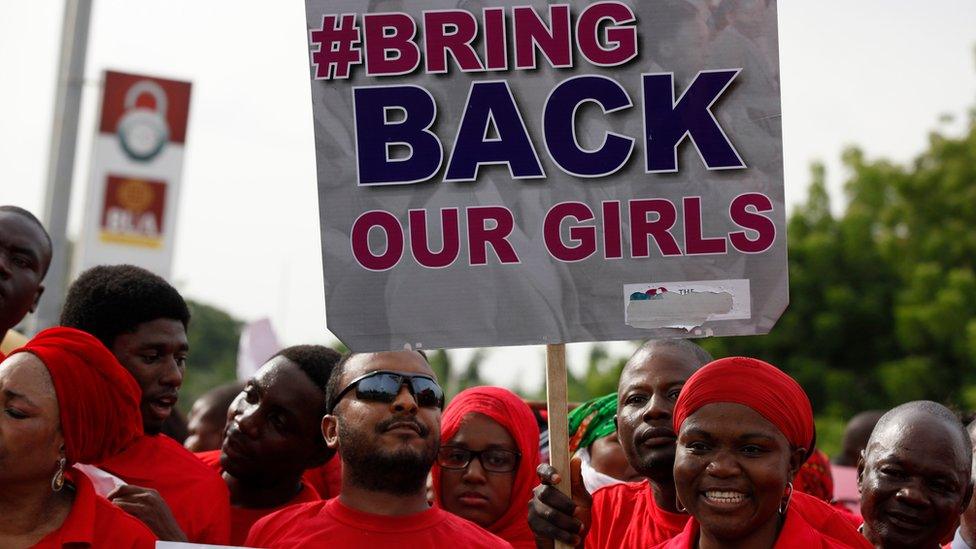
[2,1,975,391]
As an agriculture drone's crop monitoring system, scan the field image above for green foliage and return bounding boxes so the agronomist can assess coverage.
[566,345,629,403]
[814,416,846,458]
[701,93,976,429]
[180,299,242,412]
[429,349,488,400]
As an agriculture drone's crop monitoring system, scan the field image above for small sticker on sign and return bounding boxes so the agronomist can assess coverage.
[623,279,751,331]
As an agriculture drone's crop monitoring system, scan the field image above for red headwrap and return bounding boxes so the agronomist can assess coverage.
[432,387,540,549]
[10,327,143,464]
[672,357,815,455]
[793,448,834,502]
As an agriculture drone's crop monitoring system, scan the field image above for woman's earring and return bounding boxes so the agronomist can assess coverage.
[676,496,687,513]
[779,481,794,515]
[51,457,66,492]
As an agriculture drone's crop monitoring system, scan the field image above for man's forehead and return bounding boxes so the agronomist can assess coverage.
[253,358,321,407]
[128,318,189,347]
[253,356,294,385]
[619,346,698,388]
[869,417,969,471]
[0,212,50,255]
[344,351,433,381]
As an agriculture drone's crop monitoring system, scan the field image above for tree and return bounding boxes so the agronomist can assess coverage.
[180,299,243,412]
[701,98,976,418]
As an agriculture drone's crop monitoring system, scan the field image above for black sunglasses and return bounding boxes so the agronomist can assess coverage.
[329,370,444,413]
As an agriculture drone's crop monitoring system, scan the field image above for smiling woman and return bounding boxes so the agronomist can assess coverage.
[653,357,871,549]
[432,386,540,549]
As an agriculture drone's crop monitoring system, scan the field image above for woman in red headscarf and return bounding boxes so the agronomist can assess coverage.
[0,327,156,548]
[653,357,871,549]
[432,386,540,549]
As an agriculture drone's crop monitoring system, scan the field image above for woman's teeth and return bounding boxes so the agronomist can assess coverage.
[705,491,745,503]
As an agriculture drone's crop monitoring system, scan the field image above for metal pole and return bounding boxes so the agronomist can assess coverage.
[33,0,93,333]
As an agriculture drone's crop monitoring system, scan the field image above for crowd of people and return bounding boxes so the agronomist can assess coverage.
[2,201,975,548]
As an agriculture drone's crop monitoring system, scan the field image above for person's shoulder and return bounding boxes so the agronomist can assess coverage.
[788,492,872,549]
[65,474,156,548]
[648,517,695,549]
[91,491,158,546]
[650,534,689,549]
[246,500,331,546]
[194,449,222,470]
[592,479,650,505]
[150,436,226,484]
[258,499,330,525]
[436,509,513,548]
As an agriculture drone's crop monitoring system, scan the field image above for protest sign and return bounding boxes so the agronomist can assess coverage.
[304,1,786,353]
[304,0,785,520]
[76,70,192,279]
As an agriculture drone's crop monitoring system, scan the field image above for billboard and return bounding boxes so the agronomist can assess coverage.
[305,1,787,351]
[76,70,192,278]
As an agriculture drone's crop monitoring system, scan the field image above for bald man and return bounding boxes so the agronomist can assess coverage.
[949,421,976,548]
[528,340,712,548]
[858,401,973,549]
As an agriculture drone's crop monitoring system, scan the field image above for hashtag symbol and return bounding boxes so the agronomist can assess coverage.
[309,14,362,80]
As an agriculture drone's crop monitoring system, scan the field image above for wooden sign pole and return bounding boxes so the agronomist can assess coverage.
[545,343,572,549]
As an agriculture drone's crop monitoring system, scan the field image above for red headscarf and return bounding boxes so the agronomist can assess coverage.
[672,357,815,456]
[432,387,540,549]
[10,327,143,464]
[794,448,835,502]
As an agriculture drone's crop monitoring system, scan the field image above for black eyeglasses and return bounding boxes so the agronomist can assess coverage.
[329,370,444,413]
[437,445,521,473]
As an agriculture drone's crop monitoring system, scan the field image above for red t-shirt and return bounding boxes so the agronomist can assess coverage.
[302,454,343,499]
[246,497,513,548]
[652,492,871,549]
[586,479,688,549]
[195,449,321,545]
[97,434,230,544]
[32,467,157,548]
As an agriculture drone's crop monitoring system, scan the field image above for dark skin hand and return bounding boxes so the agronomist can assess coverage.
[528,456,589,549]
[108,484,187,542]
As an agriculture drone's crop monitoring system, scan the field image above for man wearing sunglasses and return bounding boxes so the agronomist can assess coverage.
[246,350,512,548]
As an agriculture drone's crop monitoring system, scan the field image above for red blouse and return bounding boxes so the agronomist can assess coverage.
[31,468,157,548]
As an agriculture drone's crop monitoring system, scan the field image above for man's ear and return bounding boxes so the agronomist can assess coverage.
[308,415,336,467]
[962,479,974,513]
[29,284,44,313]
[322,414,340,450]
[856,450,866,492]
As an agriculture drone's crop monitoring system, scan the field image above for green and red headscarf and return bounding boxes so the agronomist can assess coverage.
[568,392,618,453]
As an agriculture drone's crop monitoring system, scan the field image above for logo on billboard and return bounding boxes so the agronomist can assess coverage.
[99,175,167,248]
[117,80,170,162]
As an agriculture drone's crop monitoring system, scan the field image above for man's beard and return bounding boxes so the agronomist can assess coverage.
[630,446,676,481]
[338,415,438,496]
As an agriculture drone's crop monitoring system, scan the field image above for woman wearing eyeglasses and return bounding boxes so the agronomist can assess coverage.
[432,386,541,549]
[652,357,870,549]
